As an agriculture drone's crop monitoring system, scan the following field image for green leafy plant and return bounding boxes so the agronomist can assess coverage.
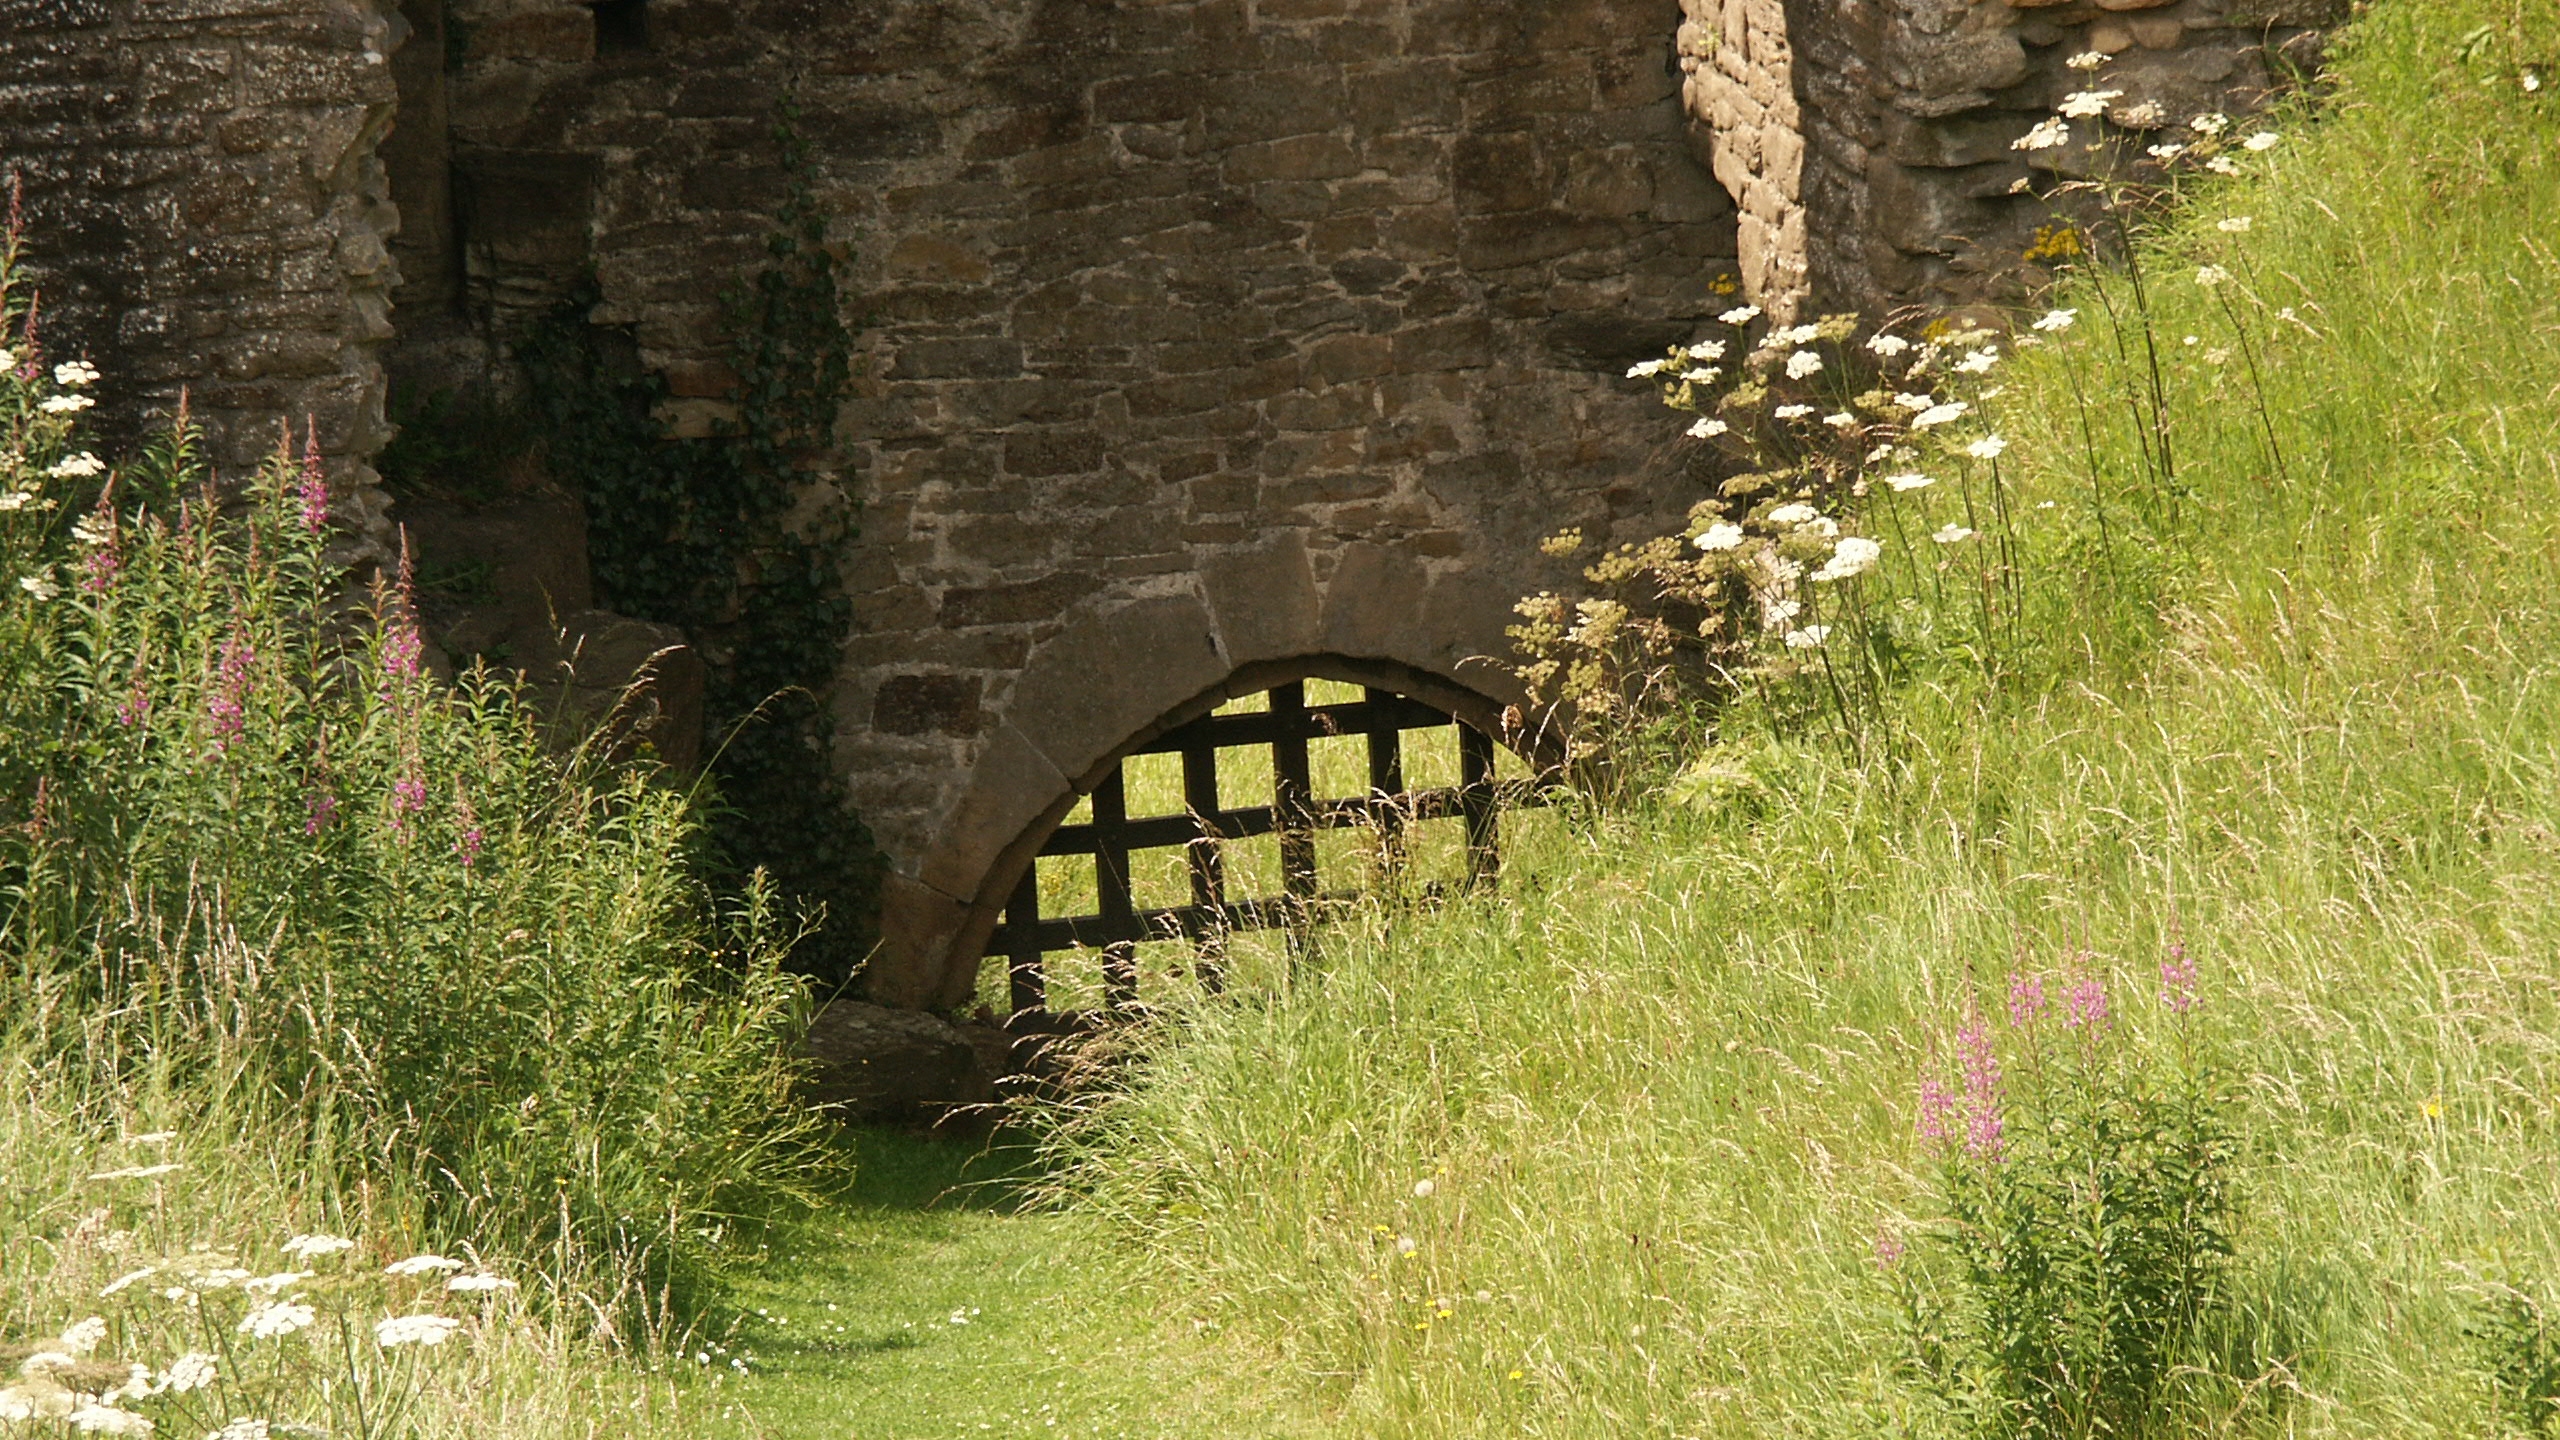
[2469,1285,2560,1435]
[0,216,823,1316]
[1889,951,2240,1440]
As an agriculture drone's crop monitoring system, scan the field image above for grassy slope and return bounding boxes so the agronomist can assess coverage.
[1033,3,2560,1436]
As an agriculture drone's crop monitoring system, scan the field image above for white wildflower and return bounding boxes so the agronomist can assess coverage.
[1866,333,1910,357]
[2195,264,2231,287]
[65,1403,151,1436]
[281,1234,357,1261]
[156,1354,216,1394]
[2147,142,2187,161]
[47,452,104,479]
[944,1309,973,1328]
[1955,347,1999,375]
[19,572,59,602]
[21,1352,79,1376]
[2032,308,2078,332]
[39,394,93,414]
[2118,100,2165,128]
[2189,111,2230,137]
[1686,416,1729,439]
[1823,411,1857,429]
[242,1273,312,1298]
[1773,403,1814,420]
[1783,626,1831,650]
[86,1164,178,1182]
[2014,117,2070,152]
[1718,306,1761,325]
[1412,1179,1436,1198]
[1625,359,1669,379]
[1966,435,2008,460]
[1680,365,1720,383]
[373,1314,462,1349]
[53,361,99,388]
[1883,472,1935,492]
[446,1273,518,1295]
[0,347,14,371]
[1394,1236,1417,1255]
[237,1303,314,1341]
[2204,346,2232,366]
[384,1254,464,1277]
[2065,50,2111,72]
[1784,350,1823,380]
[2205,155,2240,175]
[210,1424,269,1440]
[57,1318,108,1357]
[1813,537,1882,583]
[1893,392,1936,412]
[2242,131,2280,151]
[1911,401,1969,429]
[102,1364,152,1405]
[1695,522,1746,552]
[1686,340,1726,361]
[0,490,32,511]
[2217,215,2253,233]
[2057,89,2123,119]
[1933,523,1977,544]
[1774,323,1822,347]
[1765,503,1821,528]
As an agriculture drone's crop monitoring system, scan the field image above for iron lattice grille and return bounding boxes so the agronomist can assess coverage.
[989,681,1550,1015]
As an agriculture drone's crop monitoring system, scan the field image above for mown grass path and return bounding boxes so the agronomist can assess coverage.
[688,1130,1331,1440]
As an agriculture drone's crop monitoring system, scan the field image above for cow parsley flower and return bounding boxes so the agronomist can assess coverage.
[1783,625,1830,650]
[281,1234,357,1261]
[243,1272,313,1298]
[47,451,104,479]
[2147,142,2187,161]
[1686,417,1729,439]
[1966,435,2008,460]
[1680,365,1720,383]
[53,360,99,388]
[1773,403,1814,420]
[2195,264,2231,287]
[158,1354,217,1394]
[1784,350,1823,379]
[1766,503,1821,527]
[2189,111,2230,137]
[238,1303,315,1340]
[64,1403,151,1436]
[1773,323,1821,347]
[59,1318,108,1357]
[1625,359,1669,379]
[40,394,93,414]
[1813,537,1882,582]
[1718,305,1761,325]
[1823,411,1856,429]
[1954,347,1999,375]
[385,1254,464,1277]
[2242,131,2280,151]
[2217,215,2253,232]
[1933,523,1977,543]
[1695,522,1746,552]
[446,1273,518,1295]
[1911,401,1969,429]
[2057,89,2122,118]
[2065,50,2110,71]
[1866,333,1910,357]
[1883,472,1935,492]
[2205,154,2240,175]
[18,572,59,602]
[1686,340,1726,361]
[2032,308,2078,332]
[373,1314,462,1348]
[2014,117,2070,152]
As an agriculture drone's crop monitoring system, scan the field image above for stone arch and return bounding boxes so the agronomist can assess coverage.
[865,533,1550,1011]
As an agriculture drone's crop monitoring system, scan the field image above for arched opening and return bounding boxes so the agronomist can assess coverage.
[948,656,1564,1020]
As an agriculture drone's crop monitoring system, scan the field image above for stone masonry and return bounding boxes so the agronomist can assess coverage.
[6,0,2334,1012]
[2,0,404,566]
[1681,0,2346,317]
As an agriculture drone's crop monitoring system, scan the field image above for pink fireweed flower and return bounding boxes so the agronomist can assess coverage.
[306,791,339,836]
[2160,944,2198,1013]
[115,675,150,728]
[2007,973,2047,1028]
[381,622,424,684]
[1957,1013,2005,1162]
[1872,1227,1907,1269]
[206,632,255,745]
[1917,1073,1957,1145]
[388,775,426,836]
[296,427,329,533]
[2064,975,2110,1030]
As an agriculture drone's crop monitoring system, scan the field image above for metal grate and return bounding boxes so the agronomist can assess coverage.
[987,681,1551,1016]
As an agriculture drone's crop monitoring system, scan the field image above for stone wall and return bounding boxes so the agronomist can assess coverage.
[411,0,1738,1004]
[1,0,403,563]
[1682,0,2343,316]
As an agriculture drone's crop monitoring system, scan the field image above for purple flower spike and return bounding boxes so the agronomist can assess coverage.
[296,425,330,534]
[455,826,483,869]
[2008,973,2047,1028]
[306,791,338,836]
[2064,975,2109,1030]
[1917,1074,1957,1145]
[1957,1013,2006,1162]
[2160,945,2199,1013]
[1873,1228,1907,1270]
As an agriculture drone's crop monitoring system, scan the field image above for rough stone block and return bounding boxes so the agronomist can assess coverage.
[1201,532,1322,667]
[1006,592,1228,788]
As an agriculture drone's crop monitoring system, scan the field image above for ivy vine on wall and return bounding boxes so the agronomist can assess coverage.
[518,100,881,983]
